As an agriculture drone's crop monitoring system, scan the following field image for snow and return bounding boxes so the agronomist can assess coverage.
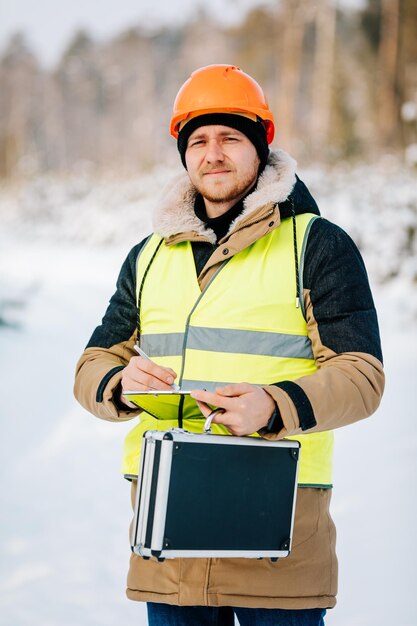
[0,162,416,625]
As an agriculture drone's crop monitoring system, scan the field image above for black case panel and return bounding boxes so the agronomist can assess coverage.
[162,441,298,551]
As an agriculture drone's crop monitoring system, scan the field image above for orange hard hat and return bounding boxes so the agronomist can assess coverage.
[170,64,275,144]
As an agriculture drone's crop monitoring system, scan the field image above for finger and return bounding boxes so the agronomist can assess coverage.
[190,389,235,411]
[133,357,177,386]
[133,372,177,391]
[215,383,254,397]
[195,399,213,416]
[135,356,177,379]
[123,366,177,391]
[203,407,227,433]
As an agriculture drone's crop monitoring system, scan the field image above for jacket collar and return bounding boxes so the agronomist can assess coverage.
[152,149,298,245]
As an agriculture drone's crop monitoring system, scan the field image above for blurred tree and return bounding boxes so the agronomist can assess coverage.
[226,7,277,87]
[0,1,416,177]
[377,0,401,147]
[330,8,378,159]
[55,30,101,171]
[102,28,154,172]
[0,33,43,177]
[399,0,417,153]
[309,0,337,159]
[179,8,229,74]
[275,0,311,152]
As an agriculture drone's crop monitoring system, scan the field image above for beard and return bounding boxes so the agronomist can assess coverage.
[192,159,260,205]
[196,178,249,204]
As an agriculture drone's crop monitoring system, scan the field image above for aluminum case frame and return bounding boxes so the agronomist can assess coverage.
[131,429,300,561]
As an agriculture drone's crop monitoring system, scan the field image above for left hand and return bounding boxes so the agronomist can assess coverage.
[190,383,276,436]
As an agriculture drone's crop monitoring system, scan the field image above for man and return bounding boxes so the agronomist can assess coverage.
[74,65,384,625]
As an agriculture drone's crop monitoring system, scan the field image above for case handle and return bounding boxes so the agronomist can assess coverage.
[204,408,225,433]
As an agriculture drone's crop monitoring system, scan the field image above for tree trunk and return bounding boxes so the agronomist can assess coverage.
[377,0,400,148]
[275,0,308,151]
[310,0,337,159]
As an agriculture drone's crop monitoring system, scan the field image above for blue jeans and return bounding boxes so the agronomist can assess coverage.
[147,603,326,625]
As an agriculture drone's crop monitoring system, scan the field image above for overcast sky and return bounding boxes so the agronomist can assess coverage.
[0,0,365,69]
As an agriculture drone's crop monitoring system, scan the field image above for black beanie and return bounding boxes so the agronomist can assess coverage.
[177,113,269,172]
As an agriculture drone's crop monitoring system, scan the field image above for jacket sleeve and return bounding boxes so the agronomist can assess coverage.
[261,218,385,439]
[74,240,147,421]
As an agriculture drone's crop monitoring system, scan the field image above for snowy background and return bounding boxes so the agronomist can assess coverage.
[0,160,416,626]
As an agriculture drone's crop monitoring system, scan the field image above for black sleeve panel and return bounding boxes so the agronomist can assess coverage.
[273,381,317,431]
[304,219,383,363]
[86,240,147,349]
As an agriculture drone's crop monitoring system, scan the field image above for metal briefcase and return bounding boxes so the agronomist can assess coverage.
[131,429,300,561]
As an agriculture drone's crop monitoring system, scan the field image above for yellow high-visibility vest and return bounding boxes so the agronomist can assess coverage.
[122,213,333,487]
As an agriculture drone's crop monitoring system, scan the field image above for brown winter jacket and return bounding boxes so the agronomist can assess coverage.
[74,149,384,609]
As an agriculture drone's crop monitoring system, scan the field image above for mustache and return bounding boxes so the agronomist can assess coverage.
[201,165,234,175]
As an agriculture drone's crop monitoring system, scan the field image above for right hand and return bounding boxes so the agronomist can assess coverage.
[121,355,178,394]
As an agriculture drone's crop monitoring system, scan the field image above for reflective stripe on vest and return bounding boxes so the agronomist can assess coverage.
[122,213,334,487]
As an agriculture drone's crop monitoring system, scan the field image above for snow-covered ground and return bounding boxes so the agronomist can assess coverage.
[0,162,416,626]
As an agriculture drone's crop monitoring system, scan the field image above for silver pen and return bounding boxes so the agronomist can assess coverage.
[134,344,180,391]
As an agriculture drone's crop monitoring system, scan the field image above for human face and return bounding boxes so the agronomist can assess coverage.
[185,125,260,217]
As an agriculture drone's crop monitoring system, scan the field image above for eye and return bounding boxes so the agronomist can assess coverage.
[188,139,205,148]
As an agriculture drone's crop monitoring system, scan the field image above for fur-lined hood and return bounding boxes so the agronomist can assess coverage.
[152,150,319,244]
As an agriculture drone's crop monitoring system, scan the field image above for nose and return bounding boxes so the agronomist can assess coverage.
[205,139,225,163]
